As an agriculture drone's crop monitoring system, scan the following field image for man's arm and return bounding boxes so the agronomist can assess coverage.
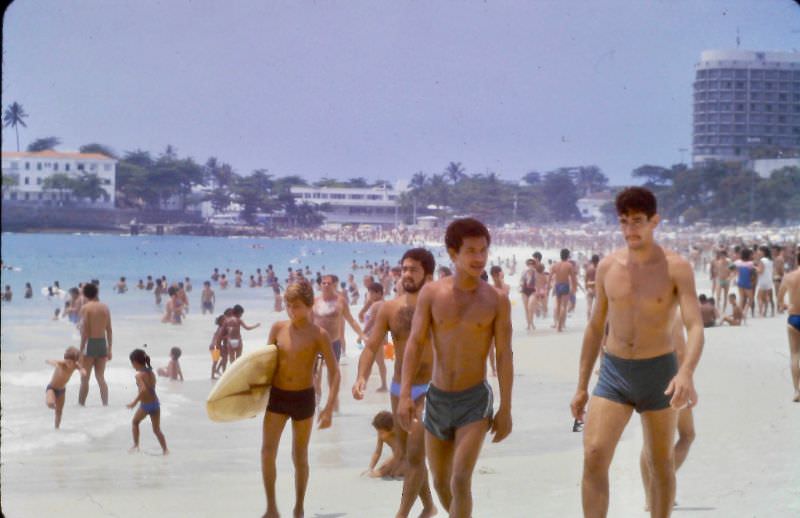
[777,276,789,310]
[341,297,365,339]
[241,320,261,331]
[571,260,610,420]
[317,330,340,429]
[353,304,390,399]
[397,284,434,431]
[667,259,705,409]
[79,307,89,355]
[491,293,513,443]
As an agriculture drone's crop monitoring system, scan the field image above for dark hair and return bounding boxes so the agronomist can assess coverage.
[532,251,542,261]
[233,304,244,316]
[758,246,772,260]
[368,282,384,295]
[129,348,151,368]
[170,347,182,359]
[560,248,570,261]
[490,265,502,276]
[438,266,452,277]
[740,248,753,261]
[708,298,715,305]
[591,254,600,264]
[401,248,436,276]
[444,217,491,252]
[615,187,657,218]
[372,410,394,431]
[82,282,98,299]
[168,286,177,297]
[698,294,707,302]
[215,315,225,326]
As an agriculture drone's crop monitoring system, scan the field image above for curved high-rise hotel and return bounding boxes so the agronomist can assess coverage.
[692,50,800,163]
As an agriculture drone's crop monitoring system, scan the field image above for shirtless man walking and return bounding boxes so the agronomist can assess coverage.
[399,218,513,518]
[570,187,704,518]
[552,249,577,332]
[353,248,438,518]
[78,282,113,406]
[777,256,800,402]
[585,255,600,320]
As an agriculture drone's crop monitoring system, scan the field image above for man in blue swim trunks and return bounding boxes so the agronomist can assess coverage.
[353,248,438,518]
[551,248,577,332]
[570,187,704,518]
[399,219,513,518]
[777,258,800,402]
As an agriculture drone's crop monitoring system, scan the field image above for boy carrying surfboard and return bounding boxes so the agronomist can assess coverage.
[262,278,340,518]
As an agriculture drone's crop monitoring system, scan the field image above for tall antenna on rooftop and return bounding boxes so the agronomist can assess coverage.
[736,26,741,48]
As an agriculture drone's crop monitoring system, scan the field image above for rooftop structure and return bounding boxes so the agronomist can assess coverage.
[290,184,403,226]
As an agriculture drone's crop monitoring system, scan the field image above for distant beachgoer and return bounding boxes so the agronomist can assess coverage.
[699,294,719,327]
[162,287,183,324]
[721,293,743,326]
[136,279,145,290]
[184,277,192,292]
[777,259,800,402]
[361,282,388,392]
[358,274,376,322]
[714,251,732,313]
[353,247,437,518]
[24,282,33,299]
[313,274,365,365]
[347,274,360,306]
[271,279,283,312]
[235,270,243,288]
[157,347,184,381]
[436,266,452,279]
[154,279,165,306]
[3,285,12,302]
[201,281,215,314]
[261,279,339,518]
[126,349,168,455]
[209,315,226,379]
[571,187,703,518]
[755,246,775,317]
[45,346,86,429]
[78,282,113,406]
[585,255,600,320]
[219,274,229,289]
[520,259,537,331]
[551,248,577,332]
[364,410,402,478]
[225,304,260,363]
[211,268,220,282]
[399,219,512,517]
[177,282,189,314]
[734,248,757,319]
[114,276,127,294]
[145,275,154,290]
[773,247,785,312]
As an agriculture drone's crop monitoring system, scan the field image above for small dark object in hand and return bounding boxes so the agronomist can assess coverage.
[572,418,584,432]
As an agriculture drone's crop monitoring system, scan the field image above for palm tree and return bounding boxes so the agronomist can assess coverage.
[3,102,29,152]
[444,161,466,184]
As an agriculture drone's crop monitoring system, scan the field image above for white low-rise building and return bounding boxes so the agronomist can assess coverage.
[1,151,117,208]
[749,157,800,178]
[290,184,404,226]
[577,191,613,223]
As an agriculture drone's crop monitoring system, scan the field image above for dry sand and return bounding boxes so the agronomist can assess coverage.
[2,269,799,517]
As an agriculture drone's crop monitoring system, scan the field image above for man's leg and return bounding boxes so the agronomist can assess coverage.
[291,417,314,518]
[78,357,95,406]
[93,357,109,406]
[788,325,800,402]
[261,411,290,518]
[55,392,66,429]
[396,398,436,518]
[582,397,633,518]
[640,408,678,518]
[449,419,490,518]
[640,407,693,510]
[425,431,454,513]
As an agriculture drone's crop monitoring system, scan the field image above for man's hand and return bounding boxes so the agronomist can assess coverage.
[107,349,112,361]
[318,407,333,429]
[126,402,136,409]
[664,369,698,410]
[491,407,512,443]
[570,389,589,421]
[396,395,415,432]
[352,377,367,400]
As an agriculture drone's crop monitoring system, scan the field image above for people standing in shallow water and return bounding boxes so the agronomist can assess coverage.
[777,257,800,402]
[570,187,704,518]
[261,279,339,518]
[201,281,216,315]
[225,304,260,363]
[126,349,168,455]
[399,219,513,518]
[78,282,113,406]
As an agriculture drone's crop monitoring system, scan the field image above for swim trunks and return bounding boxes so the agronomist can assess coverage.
[46,384,66,398]
[737,265,754,290]
[788,314,800,332]
[593,351,677,413]
[719,279,730,289]
[331,339,342,362]
[423,381,493,441]
[555,282,570,297]
[85,337,108,358]
[390,380,430,401]
[228,339,242,349]
[267,386,316,421]
[202,301,213,311]
[140,400,160,415]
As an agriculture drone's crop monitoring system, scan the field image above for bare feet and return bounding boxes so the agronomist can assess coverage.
[293,506,304,518]
[376,386,388,393]
[793,391,800,402]
[128,445,139,453]
[163,448,170,456]
[262,508,280,518]
[418,504,438,518]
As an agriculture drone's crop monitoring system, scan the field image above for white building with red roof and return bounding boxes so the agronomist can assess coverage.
[1,150,117,208]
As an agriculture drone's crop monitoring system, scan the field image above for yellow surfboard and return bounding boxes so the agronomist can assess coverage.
[206,344,278,422]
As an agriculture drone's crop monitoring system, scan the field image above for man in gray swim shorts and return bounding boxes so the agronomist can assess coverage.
[570,187,704,518]
[78,282,113,406]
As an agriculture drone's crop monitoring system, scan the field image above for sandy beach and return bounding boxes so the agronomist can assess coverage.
[1,252,799,518]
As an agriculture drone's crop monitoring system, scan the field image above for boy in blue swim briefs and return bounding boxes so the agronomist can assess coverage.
[45,346,86,429]
[777,259,800,402]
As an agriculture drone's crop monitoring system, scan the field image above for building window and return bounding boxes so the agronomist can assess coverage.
[53,162,59,171]
[36,177,42,185]
[735,81,745,89]
[10,192,17,200]
[77,163,84,171]
[24,192,29,200]
[24,177,29,185]
[25,162,30,170]
[66,164,71,171]
[348,195,365,200]
[10,161,18,170]
[36,163,42,171]
[38,193,43,200]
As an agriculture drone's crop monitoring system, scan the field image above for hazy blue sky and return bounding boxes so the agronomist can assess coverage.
[2,0,798,185]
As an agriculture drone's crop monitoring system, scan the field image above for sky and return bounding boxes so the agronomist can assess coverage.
[2,0,798,186]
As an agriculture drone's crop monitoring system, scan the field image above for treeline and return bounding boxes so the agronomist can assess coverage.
[630,161,800,225]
